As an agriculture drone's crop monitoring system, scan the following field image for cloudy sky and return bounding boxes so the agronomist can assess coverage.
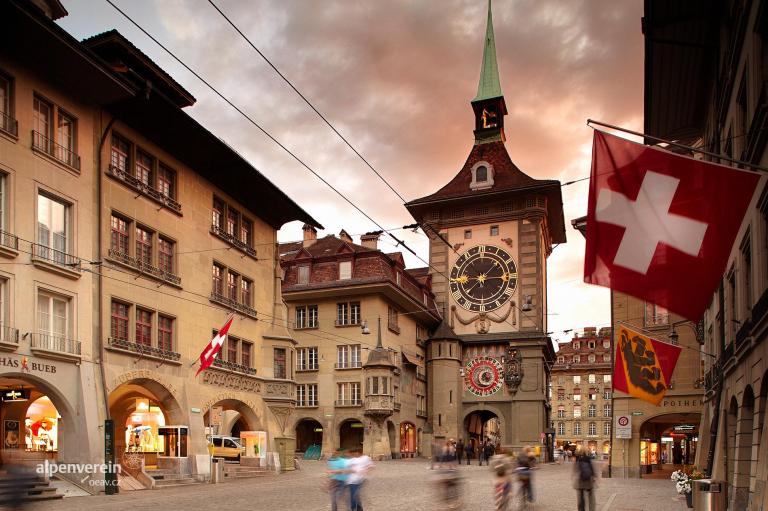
[58,0,645,344]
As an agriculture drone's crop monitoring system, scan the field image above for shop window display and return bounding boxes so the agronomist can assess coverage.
[125,398,166,453]
[25,396,59,452]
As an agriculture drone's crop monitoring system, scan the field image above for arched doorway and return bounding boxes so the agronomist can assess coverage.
[386,421,396,455]
[108,378,184,470]
[0,374,75,466]
[203,399,261,437]
[639,412,701,477]
[339,419,364,451]
[464,410,501,451]
[400,422,416,455]
[295,418,323,453]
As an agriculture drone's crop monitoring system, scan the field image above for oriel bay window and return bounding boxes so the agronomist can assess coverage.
[108,133,180,212]
[297,347,318,371]
[336,302,360,326]
[107,213,179,286]
[274,348,287,379]
[336,382,361,406]
[210,195,256,257]
[367,376,390,396]
[210,262,256,318]
[336,344,361,369]
[295,305,318,329]
[108,299,178,360]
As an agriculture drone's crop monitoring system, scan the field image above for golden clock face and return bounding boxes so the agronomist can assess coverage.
[449,244,517,313]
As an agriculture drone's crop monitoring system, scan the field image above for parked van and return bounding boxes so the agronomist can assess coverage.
[208,435,243,460]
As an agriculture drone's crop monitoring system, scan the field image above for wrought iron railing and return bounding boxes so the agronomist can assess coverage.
[0,325,19,345]
[296,399,318,408]
[209,224,257,258]
[108,337,181,362]
[32,130,80,170]
[0,112,17,137]
[32,243,80,271]
[0,230,18,251]
[212,357,256,375]
[31,333,81,356]
[334,399,362,407]
[107,248,181,286]
[108,165,181,213]
[209,291,258,319]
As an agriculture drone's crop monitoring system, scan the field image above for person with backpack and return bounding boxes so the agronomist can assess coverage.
[573,445,597,511]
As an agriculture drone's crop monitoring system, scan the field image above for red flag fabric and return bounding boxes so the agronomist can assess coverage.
[613,324,682,406]
[585,131,762,320]
[195,316,234,376]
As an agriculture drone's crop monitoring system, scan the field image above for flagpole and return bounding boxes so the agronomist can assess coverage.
[586,119,768,174]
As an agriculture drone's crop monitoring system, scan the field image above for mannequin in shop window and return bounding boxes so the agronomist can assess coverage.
[24,418,32,451]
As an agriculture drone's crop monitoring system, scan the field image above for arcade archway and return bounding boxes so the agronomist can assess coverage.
[0,374,75,466]
[464,409,501,451]
[295,418,323,452]
[339,419,364,451]
[638,412,701,477]
[400,422,416,454]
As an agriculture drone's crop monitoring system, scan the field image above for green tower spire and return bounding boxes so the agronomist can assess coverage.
[472,0,503,103]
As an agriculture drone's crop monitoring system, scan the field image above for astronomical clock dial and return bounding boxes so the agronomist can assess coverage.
[464,356,504,397]
[449,244,517,313]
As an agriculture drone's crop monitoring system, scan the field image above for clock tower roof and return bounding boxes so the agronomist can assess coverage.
[473,0,503,103]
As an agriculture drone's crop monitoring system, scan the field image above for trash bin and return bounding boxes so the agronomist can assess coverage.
[692,479,726,511]
[211,458,224,483]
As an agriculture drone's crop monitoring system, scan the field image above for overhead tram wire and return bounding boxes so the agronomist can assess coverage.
[102,0,550,333]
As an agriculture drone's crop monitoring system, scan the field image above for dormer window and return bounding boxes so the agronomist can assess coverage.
[339,261,352,280]
[470,161,494,190]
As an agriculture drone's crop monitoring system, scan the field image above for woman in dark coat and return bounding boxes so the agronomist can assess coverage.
[573,446,597,511]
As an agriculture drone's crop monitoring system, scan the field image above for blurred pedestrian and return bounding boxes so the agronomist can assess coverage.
[516,445,536,503]
[573,446,597,511]
[465,441,473,465]
[327,450,350,511]
[456,439,464,465]
[484,442,495,465]
[348,449,372,511]
[492,460,512,511]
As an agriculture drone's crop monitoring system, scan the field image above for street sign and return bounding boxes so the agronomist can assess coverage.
[631,411,644,416]
[616,415,632,439]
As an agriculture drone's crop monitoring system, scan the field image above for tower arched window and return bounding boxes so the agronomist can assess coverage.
[470,161,494,190]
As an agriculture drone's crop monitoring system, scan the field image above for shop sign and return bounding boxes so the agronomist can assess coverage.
[616,415,632,439]
[2,389,29,402]
[202,370,261,393]
[661,398,700,408]
[631,412,644,416]
[673,425,695,431]
[0,356,57,374]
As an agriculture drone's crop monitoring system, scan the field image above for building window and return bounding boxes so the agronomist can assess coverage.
[573,407,581,418]
[37,193,70,262]
[645,302,669,326]
[158,315,173,352]
[157,163,176,199]
[604,422,611,436]
[296,305,318,329]
[476,166,488,182]
[210,196,255,254]
[32,96,52,151]
[604,388,612,400]
[557,388,564,401]
[557,356,564,364]
[212,263,224,295]
[557,406,565,418]
[38,291,70,339]
[604,404,611,417]
[574,355,581,363]
[589,388,598,400]
[227,271,238,301]
[603,339,610,349]
[241,341,252,368]
[297,384,318,407]
[136,226,153,267]
[589,422,597,436]
[588,341,595,349]
[339,261,352,280]
[388,306,399,333]
[464,229,472,239]
[226,207,239,238]
[337,344,361,368]
[603,374,611,384]
[336,302,360,326]
[470,161,494,190]
[574,422,582,435]
[558,422,565,435]
[227,337,238,364]
[136,308,152,347]
[297,347,318,371]
[588,404,596,418]
[56,111,76,165]
[573,341,580,350]
[158,237,174,274]
[110,301,129,341]
[241,278,252,307]
[274,348,286,379]
[110,134,131,173]
[741,232,752,312]
[573,375,580,385]
[490,225,499,236]
[588,374,595,384]
[110,214,130,255]
[209,263,255,315]
[297,265,310,285]
[727,267,737,341]
[240,218,253,248]
[395,271,402,286]
[136,150,154,187]
[336,382,361,405]
[212,197,225,231]
[0,73,15,136]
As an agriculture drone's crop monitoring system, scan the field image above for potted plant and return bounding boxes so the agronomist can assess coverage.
[671,466,705,508]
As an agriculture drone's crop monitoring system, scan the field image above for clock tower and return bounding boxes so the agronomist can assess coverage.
[405,0,565,457]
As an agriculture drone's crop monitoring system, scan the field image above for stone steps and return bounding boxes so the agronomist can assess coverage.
[0,476,63,503]
[223,465,270,479]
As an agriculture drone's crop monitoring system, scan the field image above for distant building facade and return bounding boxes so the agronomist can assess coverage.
[551,327,613,459]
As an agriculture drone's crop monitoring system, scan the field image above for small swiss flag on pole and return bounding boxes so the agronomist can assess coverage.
[585,130,762,321]
[195,315,235,377]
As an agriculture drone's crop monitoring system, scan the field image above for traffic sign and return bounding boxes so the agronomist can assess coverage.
[616,415,632,439]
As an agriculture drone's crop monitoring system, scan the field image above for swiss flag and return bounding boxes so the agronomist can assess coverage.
[195,315,234,376]
[584,131,762,320]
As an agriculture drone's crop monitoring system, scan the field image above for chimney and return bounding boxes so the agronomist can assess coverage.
[302,224,317,248]
[360,231,381,250]
[339,229,353,244]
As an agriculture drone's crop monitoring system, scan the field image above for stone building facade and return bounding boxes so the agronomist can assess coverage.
[0,0,318,489]
[551,327,613,459]
[644,1,768,508]
[280,229,440,459]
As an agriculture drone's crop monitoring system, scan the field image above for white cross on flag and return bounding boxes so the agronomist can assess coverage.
[195,315,234,376]
[584,130,762,321]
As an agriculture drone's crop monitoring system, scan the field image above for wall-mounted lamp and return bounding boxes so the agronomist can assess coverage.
[521,295,533,312]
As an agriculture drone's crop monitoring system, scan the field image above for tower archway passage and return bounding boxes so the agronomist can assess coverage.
[464,409,501,452]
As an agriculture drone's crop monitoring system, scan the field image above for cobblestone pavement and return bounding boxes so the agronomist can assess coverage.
[36,459,690,511]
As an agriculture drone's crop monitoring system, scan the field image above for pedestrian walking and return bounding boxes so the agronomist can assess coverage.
[327,450,350,511]
[348,449,373,511]
[465,442,473,466]
[456,439,464,465]
[477,442,485,466]
[516,445,536,503]
[484,442,495,465]
[573,445,597,511]
[492,460,512,511]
